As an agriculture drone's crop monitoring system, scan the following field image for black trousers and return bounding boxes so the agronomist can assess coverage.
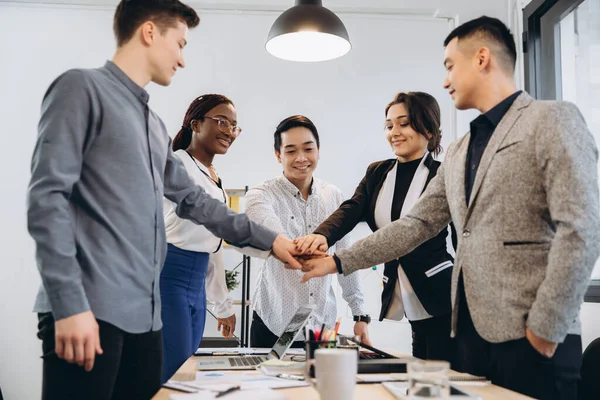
[250,311,305,349]
[409,313,455,366]
[38,313,162,400]
[454,277,581,400]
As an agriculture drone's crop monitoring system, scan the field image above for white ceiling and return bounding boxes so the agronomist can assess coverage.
[0,0,466,11]
[0,0,510,26]
[3,0,427,5]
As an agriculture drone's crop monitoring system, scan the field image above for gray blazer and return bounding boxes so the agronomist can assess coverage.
[336,92,600,343]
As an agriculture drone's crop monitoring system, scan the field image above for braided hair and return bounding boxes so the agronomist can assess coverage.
[172,94,234,151]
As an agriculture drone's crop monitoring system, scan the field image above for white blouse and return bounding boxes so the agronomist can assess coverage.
[163,149,233,317]
[374,155,433,322]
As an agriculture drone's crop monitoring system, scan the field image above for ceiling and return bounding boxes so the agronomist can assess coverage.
[1,0,506,25]
[0,0,451,10]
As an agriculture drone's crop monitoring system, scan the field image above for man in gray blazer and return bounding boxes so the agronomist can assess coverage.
[298,16,600,400]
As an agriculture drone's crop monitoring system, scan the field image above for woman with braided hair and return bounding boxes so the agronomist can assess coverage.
[161,94,242,382]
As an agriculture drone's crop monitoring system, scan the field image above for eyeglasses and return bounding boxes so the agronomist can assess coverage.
[204,116,242,136]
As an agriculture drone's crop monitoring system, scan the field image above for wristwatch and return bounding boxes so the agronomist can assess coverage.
[353,314,371,324]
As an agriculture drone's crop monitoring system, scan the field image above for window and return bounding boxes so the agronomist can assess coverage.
[524,0,600,278]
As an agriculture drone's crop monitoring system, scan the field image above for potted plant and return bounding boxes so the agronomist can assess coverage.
[225,269,240,292]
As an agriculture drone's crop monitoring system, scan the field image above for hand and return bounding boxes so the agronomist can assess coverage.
[217,314,236,338]
[294,234,328,255]
[54,311,103,372]
[271,234,302,270]
[299,256,338,282]
[282,259,323,272]
[295,249,329,261]
[354,322,372,346]
[526,327,558,358]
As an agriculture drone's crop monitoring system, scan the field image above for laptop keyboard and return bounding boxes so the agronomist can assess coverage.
[360,351,386,359]
[228,356,266,367]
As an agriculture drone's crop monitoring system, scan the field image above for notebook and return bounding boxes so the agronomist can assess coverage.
[382,381,483,399]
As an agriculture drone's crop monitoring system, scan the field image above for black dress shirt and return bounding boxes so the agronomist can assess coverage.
[465,91,522,204]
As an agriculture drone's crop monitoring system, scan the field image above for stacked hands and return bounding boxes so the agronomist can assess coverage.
[271,233,372,345]
[271,234,337,281]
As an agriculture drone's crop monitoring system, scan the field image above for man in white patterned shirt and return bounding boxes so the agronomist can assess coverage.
[245,115,371,347]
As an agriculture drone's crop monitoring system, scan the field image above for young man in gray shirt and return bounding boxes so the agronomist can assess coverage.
[27,1,301,399]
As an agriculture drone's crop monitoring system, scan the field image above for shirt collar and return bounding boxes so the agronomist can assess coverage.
[104,60,150,104]
[279,175,318,198]
[423,152,435,170]
[482,90,522,127]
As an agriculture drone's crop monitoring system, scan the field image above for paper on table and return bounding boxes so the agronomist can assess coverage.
[447,372,490,383]
[194,347,271,356]
[388,372,490,384]
[388,373,408,381]
[169,389,287,400]
[185,372,308,389]
[259,363,305,377]
[282,348,305,356]
[260,359,298,367]
[170,380,306,392]
[194,372,242,382]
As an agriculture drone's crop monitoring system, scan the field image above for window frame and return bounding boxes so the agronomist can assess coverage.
[522,0,586,99]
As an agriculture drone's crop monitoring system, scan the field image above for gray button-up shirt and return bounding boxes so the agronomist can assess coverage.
[27,61,277,333]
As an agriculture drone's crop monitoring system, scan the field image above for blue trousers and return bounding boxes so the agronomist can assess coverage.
[160,243,209,383]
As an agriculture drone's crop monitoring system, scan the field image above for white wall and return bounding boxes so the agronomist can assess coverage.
[6,1,589,400]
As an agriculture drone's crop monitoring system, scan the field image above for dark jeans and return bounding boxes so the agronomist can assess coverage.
[160,244,209,383]
[250,311,305,349]
[409,313,455,366]
[38,313,162,400]
[454,276,581,400]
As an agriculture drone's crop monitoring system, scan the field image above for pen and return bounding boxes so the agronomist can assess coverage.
[334,318,341,339]
[318,323,325,340]
[215,385,241,398]
[276,373,305,381]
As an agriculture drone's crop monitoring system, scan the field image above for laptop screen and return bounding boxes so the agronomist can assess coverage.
[269,304,316,359]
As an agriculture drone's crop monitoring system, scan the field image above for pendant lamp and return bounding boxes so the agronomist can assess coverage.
[266,0,351,62]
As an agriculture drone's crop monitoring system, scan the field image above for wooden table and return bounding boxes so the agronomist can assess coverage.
[152,355,533,400]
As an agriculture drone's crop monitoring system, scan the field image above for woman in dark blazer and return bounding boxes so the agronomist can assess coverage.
[296,92,456,363]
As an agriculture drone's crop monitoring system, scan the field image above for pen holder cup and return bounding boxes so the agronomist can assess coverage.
[305,340,337,378]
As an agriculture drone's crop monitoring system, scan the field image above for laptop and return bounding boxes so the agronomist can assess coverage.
[196,304,316,370]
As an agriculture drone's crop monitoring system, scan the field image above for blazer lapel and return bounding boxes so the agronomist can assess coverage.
[466,93,532,213]
[367,160,397,227]
[399,153,431,217]
[422,153,438,191]
[450,136,469,222]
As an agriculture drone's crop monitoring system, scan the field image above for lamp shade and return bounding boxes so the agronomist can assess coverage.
[266,0,351,62]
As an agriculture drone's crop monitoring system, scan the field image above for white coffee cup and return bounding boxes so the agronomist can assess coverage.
[304,348,357,400]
